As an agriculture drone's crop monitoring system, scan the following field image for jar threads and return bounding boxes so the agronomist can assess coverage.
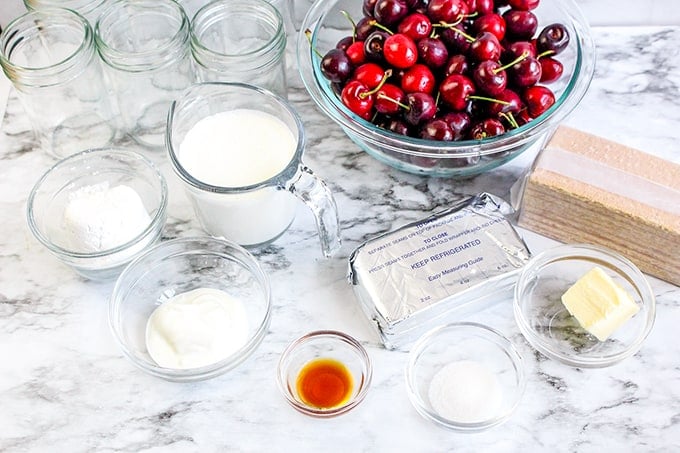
[95,0,193,149]
[190,0,288,97]
[0,8,115,158]
[23,0,109,25]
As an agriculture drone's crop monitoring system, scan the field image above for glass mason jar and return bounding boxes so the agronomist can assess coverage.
[190,0,288,98]
[95,0,193,149]
[0,8,116,159]
[23,0,109,26]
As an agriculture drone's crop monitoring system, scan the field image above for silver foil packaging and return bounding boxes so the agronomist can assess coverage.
[348,193,531,349]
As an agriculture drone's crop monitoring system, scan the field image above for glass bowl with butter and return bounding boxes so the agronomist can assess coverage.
[514,244,656,368]
[276,330,372,418]
[109,236,271,382]
[26,148,168,281]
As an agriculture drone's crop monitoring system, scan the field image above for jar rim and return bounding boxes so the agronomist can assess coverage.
[0,8,94,86]
[23,0,109,16]
[94,0,190,72]
[190,0,285,63]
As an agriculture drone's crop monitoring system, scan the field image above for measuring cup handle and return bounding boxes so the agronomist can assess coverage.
[287,165,341,258]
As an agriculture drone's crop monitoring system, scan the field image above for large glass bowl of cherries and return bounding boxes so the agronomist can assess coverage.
[298,0,595,177]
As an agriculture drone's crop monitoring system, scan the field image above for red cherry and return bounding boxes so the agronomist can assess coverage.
[503,10,538,40]
[439,74,476,111]
[502,40,536,61]
[473,60,507,96]
[469,118,505,139]
[440,111,471,139]
[539,56,564,83]
[374,0,409,26]
[469,32,502,62]
[420,119,454,141]
[417,37,449,68]
[363,0,379,16]
[523,85,555,117]
[440,24,473,54]
[515,108,532,126]
[355,17,377,41]
[404,92,437,125]
[346,41,366,66]
[320,48,353,83]
[473,0,494,14]
[384,33,418,69]
[398,13,432,41]
[444,54,470,76]
[375,83,406,115]
[486,88,522,116]
[474,14,506,42]
[401,63,436,94]
[427,0,469,24]
[341,80,374,119]
[507,0,540,11]
[510,55,542,87]
[354,62,387,88]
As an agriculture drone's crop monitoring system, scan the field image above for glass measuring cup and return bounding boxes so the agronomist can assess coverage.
[166,82,341,258]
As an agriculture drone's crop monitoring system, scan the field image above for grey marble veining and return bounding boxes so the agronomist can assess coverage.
[1,27,679,452]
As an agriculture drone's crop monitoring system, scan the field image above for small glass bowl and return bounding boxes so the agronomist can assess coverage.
[109,236,271,382]
[277,330,372,417]
[405,322,526,432]
[514,244,656,368]
[26,148,168,280]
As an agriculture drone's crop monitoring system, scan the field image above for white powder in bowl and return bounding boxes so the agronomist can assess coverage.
[427,360,503,423]
[60,182,151,253]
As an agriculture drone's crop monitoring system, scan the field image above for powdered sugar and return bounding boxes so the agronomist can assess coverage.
[428,360,503,423]
[60,182,151,253]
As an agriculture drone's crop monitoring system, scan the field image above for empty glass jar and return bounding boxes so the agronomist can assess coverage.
[95,0,193,149]
[0,8,115,158]
[190,0,288,98]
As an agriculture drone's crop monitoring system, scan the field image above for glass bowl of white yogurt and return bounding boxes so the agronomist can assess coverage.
[108,236,272,382]
[405,322,526,432]
[26,148,168,280]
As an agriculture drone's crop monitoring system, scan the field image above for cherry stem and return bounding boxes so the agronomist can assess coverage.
[340,10,357,41]
[305,29,323,58]
[376,93,410,110]
[493,51,529,74]
[500,112,519,129]
[467,95,511,105]
[434,21,475,42]
[370,19,394,35]
[359,69,393,99]
[537,49,556,59]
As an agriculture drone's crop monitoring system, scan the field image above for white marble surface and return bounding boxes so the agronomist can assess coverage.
[1,26,680,452]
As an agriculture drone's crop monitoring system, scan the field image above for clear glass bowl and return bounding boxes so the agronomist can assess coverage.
[277,330,372,417]
[405,322,525,432]
[109,236,272,382]
[514,244,656,368]
[298,0,596,177]
[26,148,167,280]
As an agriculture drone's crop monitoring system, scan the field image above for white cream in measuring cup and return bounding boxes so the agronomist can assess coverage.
[167,82,341,257]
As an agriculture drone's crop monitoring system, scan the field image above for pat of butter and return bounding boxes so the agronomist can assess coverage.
[561,267,640,341]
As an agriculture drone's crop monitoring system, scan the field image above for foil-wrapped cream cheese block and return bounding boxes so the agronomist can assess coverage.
[348,193,531,349]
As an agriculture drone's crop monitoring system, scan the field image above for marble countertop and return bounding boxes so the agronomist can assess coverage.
[1,26,679,452]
